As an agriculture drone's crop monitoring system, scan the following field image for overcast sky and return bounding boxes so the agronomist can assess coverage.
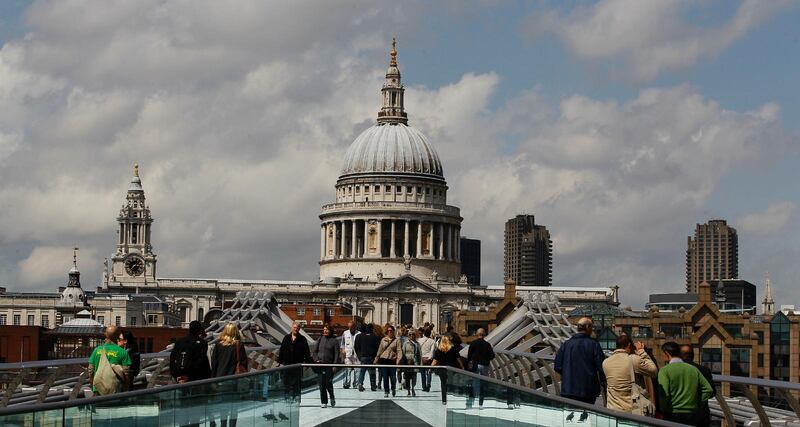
[0,0,798,308]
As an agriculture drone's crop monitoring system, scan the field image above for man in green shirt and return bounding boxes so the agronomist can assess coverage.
[88,325,132,393]
[657,341,714,425]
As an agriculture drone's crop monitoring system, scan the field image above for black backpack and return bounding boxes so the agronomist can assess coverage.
[171,337,206,377]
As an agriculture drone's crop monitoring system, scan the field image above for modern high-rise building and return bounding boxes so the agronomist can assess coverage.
[686,219,738,293]
[460,237,481,287]
[504,215,552,286]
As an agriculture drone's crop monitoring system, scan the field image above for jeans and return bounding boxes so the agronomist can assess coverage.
[470,364,490,406]
[403,368,417,391]
[420,365,432,390]
[379,366,397,394]
[439,371,448,403]
[343,356,358,387]
[317,367,335,405]
[357,356,376,389]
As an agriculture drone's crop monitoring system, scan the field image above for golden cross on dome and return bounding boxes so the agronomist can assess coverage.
[134,163,139,177]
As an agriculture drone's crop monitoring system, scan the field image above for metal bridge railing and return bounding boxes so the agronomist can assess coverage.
[489,349,800,427]
[0,346,279,408]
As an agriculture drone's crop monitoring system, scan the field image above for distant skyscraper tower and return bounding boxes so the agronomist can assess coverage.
[686,219,738,293]
[460,237,481,287]
[504,215,552,286]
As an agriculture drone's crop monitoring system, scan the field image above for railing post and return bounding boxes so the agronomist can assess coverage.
[713,393,737,427]
[776,387,800,419]
[736,383,771,427]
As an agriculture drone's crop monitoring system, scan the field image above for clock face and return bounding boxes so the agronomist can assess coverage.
[125,256,145,277]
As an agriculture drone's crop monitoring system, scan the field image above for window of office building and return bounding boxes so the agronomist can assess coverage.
[27,314,34,326]
[313,308,321,316]
[724,326,743,339]
[730,348,750,376]
[597,328,617,351]
[115,316,121,326]
[327,308,335,316]
[130,317,137,326]
[297,308,305,316]
[701,348,723,375]
[0,314,6,325]
[13,314,20,326]
[660,325,684,339]
[147,314,157,324]
[41,315,49,328]
[771,311,791,380]
[98,315,105,325]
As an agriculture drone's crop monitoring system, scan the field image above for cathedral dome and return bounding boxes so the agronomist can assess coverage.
[340,124,443,178]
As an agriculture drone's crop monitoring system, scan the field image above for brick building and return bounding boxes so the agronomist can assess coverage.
[574,282,799,399]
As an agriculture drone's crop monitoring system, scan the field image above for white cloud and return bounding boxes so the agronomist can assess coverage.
[0,1,791,308]
[525,0,792,81]
[738,202,796,235]
[19,246,97,285]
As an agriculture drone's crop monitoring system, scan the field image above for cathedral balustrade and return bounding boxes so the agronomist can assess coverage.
[320,200,460,216]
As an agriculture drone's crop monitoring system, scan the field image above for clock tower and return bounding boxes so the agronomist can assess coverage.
[108,163,157,289]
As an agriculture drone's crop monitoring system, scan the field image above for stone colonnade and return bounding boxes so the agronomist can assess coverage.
[321,219,460,262]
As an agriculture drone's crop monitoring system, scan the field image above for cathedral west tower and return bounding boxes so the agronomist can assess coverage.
[108,163,157,289]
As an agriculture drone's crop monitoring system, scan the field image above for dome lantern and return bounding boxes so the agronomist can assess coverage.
[377,37,408,125]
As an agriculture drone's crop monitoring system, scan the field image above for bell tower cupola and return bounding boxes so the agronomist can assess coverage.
[108,163,157,289]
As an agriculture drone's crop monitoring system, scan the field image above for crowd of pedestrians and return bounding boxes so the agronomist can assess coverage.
[86,313,719,425]
[555,316,717,426]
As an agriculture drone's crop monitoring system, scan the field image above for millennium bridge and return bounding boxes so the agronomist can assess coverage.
[1,291,798,426]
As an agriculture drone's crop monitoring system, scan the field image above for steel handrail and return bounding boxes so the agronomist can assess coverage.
[0,363,298,417]
[0,346,273,370]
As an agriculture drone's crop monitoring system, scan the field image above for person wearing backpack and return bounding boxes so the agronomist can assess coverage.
[88,325,131,396]
[170,321,211,383]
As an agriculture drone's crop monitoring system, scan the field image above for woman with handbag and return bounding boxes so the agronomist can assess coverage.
[211,323,248,427]
[601,335,657,415]
[374,324,402,398]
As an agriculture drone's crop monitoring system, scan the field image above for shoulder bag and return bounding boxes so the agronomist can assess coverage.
[629,357,655,417]
[235,342,248,374]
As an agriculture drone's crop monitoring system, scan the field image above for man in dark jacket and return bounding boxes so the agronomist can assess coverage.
[278,322,311,402]
[354,323,380,392]
[554,317,606,404]
[680,344,715,427]
[170,321,211,383]
[467,328,495,407]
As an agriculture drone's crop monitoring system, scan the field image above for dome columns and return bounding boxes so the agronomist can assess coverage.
[320,218,460,263]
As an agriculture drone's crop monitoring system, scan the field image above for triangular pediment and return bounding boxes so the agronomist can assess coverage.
[374,274,439,293]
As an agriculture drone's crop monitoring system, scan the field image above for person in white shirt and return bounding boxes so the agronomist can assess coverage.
[340,320,360,389]
[417,327,436,392]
